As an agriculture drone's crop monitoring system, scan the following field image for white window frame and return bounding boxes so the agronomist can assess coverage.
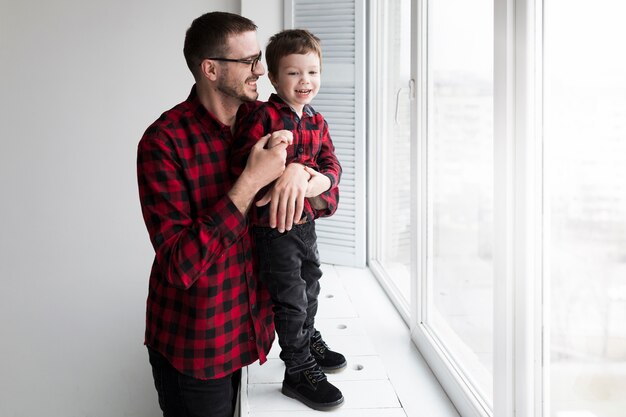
[492,0,545,416]
[409,0,497,412]
[368,0,546,416]
[367,0,412,324]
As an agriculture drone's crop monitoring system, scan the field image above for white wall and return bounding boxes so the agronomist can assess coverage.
[242,0,284,100]
[0,1,251,416]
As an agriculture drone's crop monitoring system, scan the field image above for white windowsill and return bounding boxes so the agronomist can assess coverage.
[238,264,460,417]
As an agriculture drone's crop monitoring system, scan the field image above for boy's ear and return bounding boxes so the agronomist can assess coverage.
[268,72,279,88]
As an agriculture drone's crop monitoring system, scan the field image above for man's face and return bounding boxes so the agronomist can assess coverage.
[215,31,265,102]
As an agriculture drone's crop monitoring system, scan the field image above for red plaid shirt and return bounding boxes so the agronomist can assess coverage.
[231,93,341,225]
[137,86,274,379]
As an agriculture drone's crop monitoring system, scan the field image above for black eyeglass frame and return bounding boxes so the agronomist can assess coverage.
[206,51,263,72]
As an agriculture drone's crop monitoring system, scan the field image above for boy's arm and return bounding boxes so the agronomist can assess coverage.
[307,118,342,217]
[316,119,342,187]
[304,166,331,198]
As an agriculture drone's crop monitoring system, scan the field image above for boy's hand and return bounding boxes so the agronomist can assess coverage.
[267,129,293,149]
[303,166,331,198]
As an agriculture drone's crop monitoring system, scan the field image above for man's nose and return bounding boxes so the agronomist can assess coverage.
[253,60,265,76]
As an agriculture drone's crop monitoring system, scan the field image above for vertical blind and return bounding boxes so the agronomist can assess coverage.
[285,0,366,267]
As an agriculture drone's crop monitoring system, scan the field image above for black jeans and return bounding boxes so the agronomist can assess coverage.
[253,221,322,369]
[147,347,240,417]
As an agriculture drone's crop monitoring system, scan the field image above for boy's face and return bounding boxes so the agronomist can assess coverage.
[270,52,321,114]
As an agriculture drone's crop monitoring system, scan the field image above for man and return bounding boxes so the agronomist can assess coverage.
[136,12,316,417]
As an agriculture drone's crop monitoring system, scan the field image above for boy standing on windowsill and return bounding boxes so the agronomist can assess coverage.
[231,29,345,411]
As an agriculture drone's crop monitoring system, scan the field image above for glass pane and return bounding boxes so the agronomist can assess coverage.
[427,0,494,405]
[379,0,412,300]
[545,1,626,416]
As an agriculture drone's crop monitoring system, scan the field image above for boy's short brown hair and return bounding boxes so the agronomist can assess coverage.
[265,29,322,77]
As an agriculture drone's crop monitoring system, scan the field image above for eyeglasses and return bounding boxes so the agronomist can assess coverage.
[207,51,263,72]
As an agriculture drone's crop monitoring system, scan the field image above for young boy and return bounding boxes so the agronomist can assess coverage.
[231,29,345,411]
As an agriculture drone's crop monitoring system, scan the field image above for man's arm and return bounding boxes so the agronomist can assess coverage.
[229,134,288,214]
[230,104,294,220]
[137,131,285,290]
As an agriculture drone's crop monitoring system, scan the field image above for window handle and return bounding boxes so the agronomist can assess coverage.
[395,80,415,125]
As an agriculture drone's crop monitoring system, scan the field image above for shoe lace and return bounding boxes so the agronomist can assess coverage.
[311,335,329,355]
[304,365,327,384]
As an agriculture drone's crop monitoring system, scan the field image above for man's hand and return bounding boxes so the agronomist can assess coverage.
[245,134,288,188]
[229,134,287,214]
[256,163,310,232]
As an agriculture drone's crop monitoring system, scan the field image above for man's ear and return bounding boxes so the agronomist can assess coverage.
[200,59,218,81]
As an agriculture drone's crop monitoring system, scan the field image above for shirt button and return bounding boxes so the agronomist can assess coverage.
[249,336,255,341]
[298,146,304,153]
[251,304,256,311]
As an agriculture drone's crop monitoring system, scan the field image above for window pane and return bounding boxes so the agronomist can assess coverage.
[545,1,626,415]
[427,0,494,405]
[378,0,412,300]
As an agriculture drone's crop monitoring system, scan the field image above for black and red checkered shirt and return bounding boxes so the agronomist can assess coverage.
[231,93,341,225]
[137,86,274,379]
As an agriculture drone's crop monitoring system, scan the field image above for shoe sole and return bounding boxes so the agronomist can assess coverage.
[320,361,347,373]
[281,384,345,411]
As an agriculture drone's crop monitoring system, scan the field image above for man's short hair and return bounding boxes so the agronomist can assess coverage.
[183,11,257,79]
[265,29,322,77]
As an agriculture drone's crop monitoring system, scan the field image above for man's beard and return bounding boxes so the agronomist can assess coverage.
[216,73,259,102]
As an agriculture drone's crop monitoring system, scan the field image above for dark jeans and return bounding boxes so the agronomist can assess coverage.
[253,221,322,369]
[147,347,240,417]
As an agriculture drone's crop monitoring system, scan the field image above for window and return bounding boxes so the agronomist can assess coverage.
[369,0,412,314]
[369,1,626,415]
[371,0,495,412]
[426,0,494,406]
[545,1,626,415]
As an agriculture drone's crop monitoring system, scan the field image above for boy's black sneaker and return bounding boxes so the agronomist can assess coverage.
[282,359,344,411]
[310,330,347,372]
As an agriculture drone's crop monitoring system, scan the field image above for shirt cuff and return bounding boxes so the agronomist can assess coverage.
[201,195,249,245]
[312,186,339,219]
[323,172,336,190]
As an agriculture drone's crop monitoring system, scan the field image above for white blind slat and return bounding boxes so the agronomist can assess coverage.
[287,0,365,267]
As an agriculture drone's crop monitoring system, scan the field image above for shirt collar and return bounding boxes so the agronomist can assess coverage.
[268,93,316,117]
[186,85,232,133]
